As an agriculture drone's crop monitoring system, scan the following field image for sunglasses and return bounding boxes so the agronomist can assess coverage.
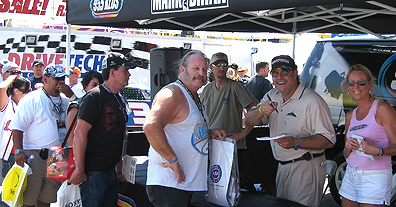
[347,80,367,87]
[52,76,65,81]
[5,71,21,75]
[212,63,228,68]
[271,70,291,78]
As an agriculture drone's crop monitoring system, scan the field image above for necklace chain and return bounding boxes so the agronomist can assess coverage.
[176,79,208,125]
[42,88,62,117]
[102,83,128,122]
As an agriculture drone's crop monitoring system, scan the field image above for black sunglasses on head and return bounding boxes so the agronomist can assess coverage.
[5,71,21,75]
[347,80,367,87]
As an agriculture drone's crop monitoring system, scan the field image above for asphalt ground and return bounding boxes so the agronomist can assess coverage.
[0,160,341,207]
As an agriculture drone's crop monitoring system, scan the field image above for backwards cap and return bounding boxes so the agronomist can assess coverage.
[102,52,137,70]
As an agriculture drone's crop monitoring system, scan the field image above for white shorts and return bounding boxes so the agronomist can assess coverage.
[339,165,392,205]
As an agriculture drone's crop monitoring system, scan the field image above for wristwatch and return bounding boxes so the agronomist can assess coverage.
[15,149,24,155]
[293,138,300,150]
[70,94,78,101]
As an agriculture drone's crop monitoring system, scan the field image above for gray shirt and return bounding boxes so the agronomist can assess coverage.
[201,79,257,148]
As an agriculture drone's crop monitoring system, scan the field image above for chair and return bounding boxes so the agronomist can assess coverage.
[320,160,337,201]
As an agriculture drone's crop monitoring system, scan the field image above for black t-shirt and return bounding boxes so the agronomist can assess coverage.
[28,76,43,91]
[246,75,273,101]
[78,85,127,172]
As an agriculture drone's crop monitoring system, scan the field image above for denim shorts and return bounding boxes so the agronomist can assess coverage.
[146,185,195,207]
[339,166,392,205]
[80,167,119,207]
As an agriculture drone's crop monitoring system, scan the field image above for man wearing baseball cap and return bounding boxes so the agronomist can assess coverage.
[11,63,70,206]
[68,66,85,100]
[245,55,336,207]
[69,66,81,87]
[70,52,136,206]
[29,59,45,90]
[201,52,258,192]
[1,62,21,81]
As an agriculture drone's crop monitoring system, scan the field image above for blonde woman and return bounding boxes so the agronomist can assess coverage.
[340,64,396,207]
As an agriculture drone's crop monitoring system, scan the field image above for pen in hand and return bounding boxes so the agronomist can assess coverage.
[267,94,279,113]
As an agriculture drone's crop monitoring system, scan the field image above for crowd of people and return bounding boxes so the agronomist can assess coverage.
[144,51,396,207]
[0,55,132,207]
[0,49,395,207]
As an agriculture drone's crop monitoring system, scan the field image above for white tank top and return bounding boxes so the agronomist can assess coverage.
[0,98,16,161]
[146,82,209,191]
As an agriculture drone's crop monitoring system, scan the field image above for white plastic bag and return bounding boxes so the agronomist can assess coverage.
[57,181,82,207]
[206,138,240,207]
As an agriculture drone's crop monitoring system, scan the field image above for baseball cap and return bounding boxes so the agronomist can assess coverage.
[32,59,44,67]
[229,63,238,70]
[0,58,9,67]
[2,62,20,74]
[210,52,228,65]
[271,55,297,72]
[102,52,137,70]
[69,66,81,76]
[43,64,67,78]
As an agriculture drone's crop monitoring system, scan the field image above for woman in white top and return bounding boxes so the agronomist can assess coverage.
[0,75,30,177]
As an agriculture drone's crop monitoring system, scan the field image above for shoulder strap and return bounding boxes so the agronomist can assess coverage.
[61,114,78,148]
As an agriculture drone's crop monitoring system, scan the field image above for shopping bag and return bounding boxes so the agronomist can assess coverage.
[206,138,241,207]
[45,114,77,182]
[57,181,82,207]
[46,146,75,182]
[2,163,32,207]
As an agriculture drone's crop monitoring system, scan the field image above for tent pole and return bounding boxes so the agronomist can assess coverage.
[292,33,296,60]
[66,24,71,73]
[292,11,297,59]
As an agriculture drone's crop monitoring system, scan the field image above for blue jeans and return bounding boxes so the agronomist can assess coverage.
[80,167,119,207]
[146,185,194,207]
[1,154,15,207]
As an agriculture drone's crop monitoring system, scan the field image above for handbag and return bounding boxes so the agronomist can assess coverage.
[1,163,32,207]
[45,114,77,182]
[206,138,241,207]
[57,181,82,207]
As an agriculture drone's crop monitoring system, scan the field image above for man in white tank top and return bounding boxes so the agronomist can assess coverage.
[144,50,226,207]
